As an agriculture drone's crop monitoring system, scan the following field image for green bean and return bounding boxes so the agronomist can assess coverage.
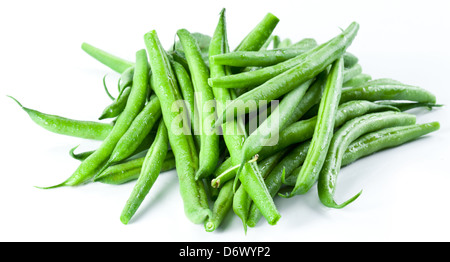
[93,151,175,185]
[233,12,280,52]
[213,22,359,128]
[177,28,220,180]
[340,83,437,104]
[342,121,440,166]
[205,179,234,232]
[120,119,169,224]
[343,73,371,87]
[233,149,287,233]
[343,64,362,83]
[343,52,358,68]
[283,121,440,187]
[317,111,417,208]
[99,86,132,120]
[81,42,134,74]
[247,142,311,227]
[208,22,359,92]
[288,57,345,197]
[171,59,201,149]
[145,30,211,224]
[101,94,161,169]
[211,47,316,68]
[38,49,150,188]
[239,78,314,176]
[118,66,135,92]
[258,100,401,160]
[8,96,113,141]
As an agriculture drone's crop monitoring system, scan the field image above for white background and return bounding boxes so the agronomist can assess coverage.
[1,0,449,242]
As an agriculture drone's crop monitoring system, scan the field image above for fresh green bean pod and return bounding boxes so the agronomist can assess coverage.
[102,94,161,167]
[39,49,150,188]
[145,30,211,224]
[205,179,234,232]
[118,66,135,92]
[211,47,315,67]
[247,142,311,227]
[258,100,401,159]
[343,64,362,83]
[343,73,372,87]
[233,12,280,52]
[208,22,359,92]
[317,111,417,208]
[177,28,220,180]
[340,83,437,104]
[288,57,345,197]
[342,121,440,165]
[81,42,134,74]
[213,22,359,127]
[283,121,440,187]
[171,59,201,149]
[9,96,113,141]
[232,150,287,233]
[343,52,358,68]
[93,151,175,185]
[99,86,132,120]
[120,119,169,224]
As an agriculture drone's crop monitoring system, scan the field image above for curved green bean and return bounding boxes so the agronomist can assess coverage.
[284,121,441,187]
[9,96,113,141]
[39,49,150,188]
[317,111,417,208]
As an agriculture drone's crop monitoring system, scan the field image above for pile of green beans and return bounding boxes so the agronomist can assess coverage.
[10,9,442,233]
